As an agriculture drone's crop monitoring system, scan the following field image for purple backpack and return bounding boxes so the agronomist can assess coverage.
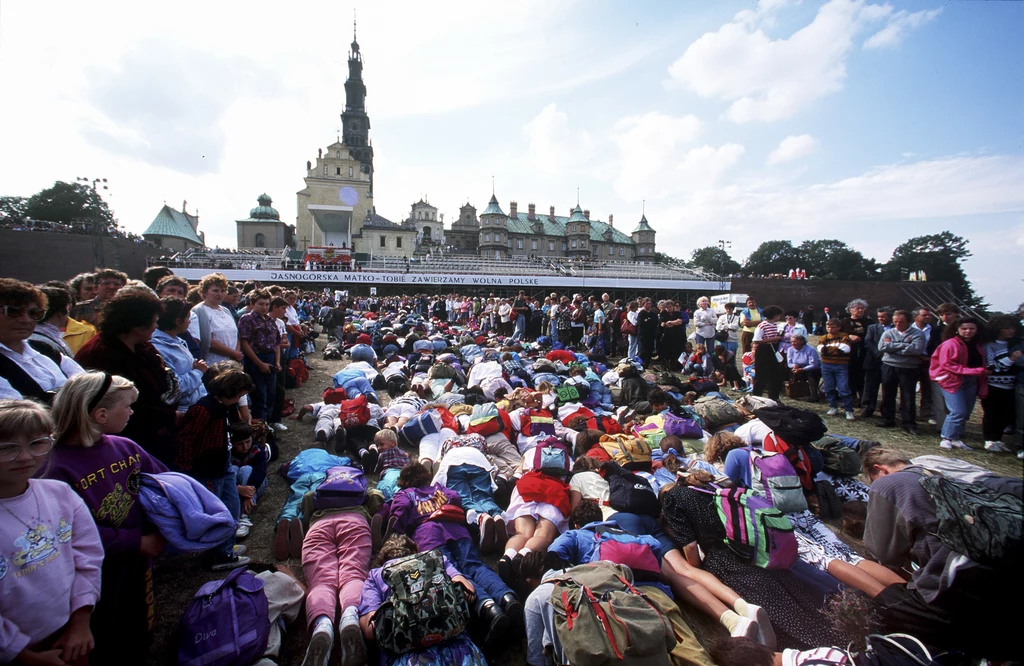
[662,412,703,439]
[532,436,571,477]
[747,448,807,514]
[313,466,368,510]
[694,485,797,570]
[178,567,270,666]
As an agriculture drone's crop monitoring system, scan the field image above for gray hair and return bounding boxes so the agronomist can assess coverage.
[847,299,869,311]
[911,307,930,319]
[791,334,806,343]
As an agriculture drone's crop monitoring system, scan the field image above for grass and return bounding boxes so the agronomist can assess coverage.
[146,339,1021,665]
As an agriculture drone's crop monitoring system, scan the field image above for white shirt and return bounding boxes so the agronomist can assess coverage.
[187,303,239,365]
[0,341,84,399]
[717,313,740,342]
[569,471,616,520]
[285,306,300,327]
[734,419,772,447]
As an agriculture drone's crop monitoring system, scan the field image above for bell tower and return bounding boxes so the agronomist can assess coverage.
[341,18,374,192]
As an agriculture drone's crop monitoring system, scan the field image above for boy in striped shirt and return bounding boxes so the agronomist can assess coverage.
[817,319,856,420]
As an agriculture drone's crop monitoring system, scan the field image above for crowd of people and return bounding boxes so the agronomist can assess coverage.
[0,265,1021,666]
[0,218,155,246]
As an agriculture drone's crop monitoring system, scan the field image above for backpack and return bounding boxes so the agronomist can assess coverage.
[814,438,863,476]
[373,549,470,654]
[598,434,652,470]
[178,567,270,666]
[286,358,309,389]
[603,461,660,518]
[748,448,808,513]
[662,412,703,439]
[337,394,371,429]
[313,466,367,510]
[401,410,443,444]
[917,471,1023,568]
[520,408,556,438]
[853,633,941,666]
[532,437,571,477]
[549,562,675,666]
[693,486,798,570]
[322,387,348,405]
[556,383,581,403]
[754,405,827,446]
[693,396,743,429]
[466,405,512,438]
[590,526,662,577]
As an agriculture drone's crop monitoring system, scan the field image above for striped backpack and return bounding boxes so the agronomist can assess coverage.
[693,485,797,570]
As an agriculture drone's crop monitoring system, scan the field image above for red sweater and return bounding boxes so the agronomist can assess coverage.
[516,471,571,516]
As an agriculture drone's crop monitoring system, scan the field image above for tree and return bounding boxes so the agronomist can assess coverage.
[25,181,116,230]
[884,232,986,310]
[691,245,741,276]
[0,196,28,223]
[797,239,879,280]
[742,240,802,277]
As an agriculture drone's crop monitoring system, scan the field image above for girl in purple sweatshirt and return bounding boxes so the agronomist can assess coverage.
[0,399,103,666]
[50,372,168,665]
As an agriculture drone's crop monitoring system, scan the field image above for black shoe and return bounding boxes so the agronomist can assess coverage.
[903,426,920,436]
[876,420,895,428]
[478,600,511,652]
[860,408,874,418]
[500,592,524,628]
[360,448,379,472]
[497,555,516,588]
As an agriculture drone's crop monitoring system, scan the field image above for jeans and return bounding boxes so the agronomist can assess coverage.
[513,314,526,341]
[881,364,918,426]
[231,464,269,507]
[203,463,240,559]
[821,363,853,411]
[548,320,558,343]
[941,376,978,441]
[718,340,738,355]
[441,537,512,604]
[628,334,638,359]
[244,352,277,421]
[446,465,502,517]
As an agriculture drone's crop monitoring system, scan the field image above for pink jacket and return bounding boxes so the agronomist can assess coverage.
[929,336,988,398]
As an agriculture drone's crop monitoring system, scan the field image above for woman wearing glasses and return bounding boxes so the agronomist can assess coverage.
[0,279,84,404]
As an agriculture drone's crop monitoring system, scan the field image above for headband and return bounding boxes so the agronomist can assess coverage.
[87,373,113,413]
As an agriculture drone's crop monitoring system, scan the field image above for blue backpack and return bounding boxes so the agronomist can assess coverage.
[313,466,368,510]
[532,437,571,477]
[178,567,270,666]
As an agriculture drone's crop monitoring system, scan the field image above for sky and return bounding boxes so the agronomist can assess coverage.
[1,0,1021,310]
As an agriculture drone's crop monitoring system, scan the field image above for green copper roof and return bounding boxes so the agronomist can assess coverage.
[249,193,280,221]
[567,204,588,223]
[143,205,203,245]
[503,212,634,245]
[632,214,654,234]
[481,194,504,216]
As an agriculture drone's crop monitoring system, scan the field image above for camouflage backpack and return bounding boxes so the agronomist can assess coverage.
[373,549,470,654]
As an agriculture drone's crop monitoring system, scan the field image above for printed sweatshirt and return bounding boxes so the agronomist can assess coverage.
[816,333,852,365]
[0,479,103,662]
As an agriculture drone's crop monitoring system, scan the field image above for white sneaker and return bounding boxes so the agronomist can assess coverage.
[985,441,1011,453]
[927,418,937,425]
[939,439,953,449]
[845,411,856,421]
[271,422,289,432]
[233,544,247,556]
[239,516,253,527]
[744,604,776,650]
[1017,450,1024,461]
[235,523,250,538]
[951,440,970,450]
[729,616,759,640]
[826,408,840,416]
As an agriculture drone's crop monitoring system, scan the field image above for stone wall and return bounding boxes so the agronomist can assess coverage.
[730,278,951,312]
[0,230,166,283]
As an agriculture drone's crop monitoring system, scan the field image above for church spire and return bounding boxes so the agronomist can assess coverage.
[341,16,373,190]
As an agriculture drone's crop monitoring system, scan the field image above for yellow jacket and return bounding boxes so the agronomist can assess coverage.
[63,317,96,355]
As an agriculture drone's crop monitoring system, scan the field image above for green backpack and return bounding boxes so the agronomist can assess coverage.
[814,438,863,476]
[373,549,470,654]
[549,562,675,666]
[556,383,581,403]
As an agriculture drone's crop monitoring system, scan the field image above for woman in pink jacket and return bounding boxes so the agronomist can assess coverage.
[930,317,988,450]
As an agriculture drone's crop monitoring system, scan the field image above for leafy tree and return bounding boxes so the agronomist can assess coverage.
[0,196,28,223]
[797,239,879,280]
[884,232,985,310]
[691,245,741,276]
[742,240,802,277]
[25,181,117,230]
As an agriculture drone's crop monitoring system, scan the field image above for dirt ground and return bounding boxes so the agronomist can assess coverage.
[147,334,1022,665]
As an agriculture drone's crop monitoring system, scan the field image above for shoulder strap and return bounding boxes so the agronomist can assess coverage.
[0,353,49,400]
[195,306,212,359]
[27,338,62,365]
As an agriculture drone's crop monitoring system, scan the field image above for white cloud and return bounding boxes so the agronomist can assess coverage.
[668,0,899,123]
[767,134,819,165]
[864,8,942,49]
[523,104,594,176]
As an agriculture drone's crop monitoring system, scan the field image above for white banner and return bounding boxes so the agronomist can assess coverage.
[171,268,728,291]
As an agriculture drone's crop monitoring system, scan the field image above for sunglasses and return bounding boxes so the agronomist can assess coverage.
[2,305,46,321]
[0,436,54,463]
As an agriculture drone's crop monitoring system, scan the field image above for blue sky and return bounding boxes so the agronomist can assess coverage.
[0,0,1021,309]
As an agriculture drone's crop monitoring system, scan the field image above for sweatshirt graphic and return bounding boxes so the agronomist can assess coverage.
[816,333,852,364]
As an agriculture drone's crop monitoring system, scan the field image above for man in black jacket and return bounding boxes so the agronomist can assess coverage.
[860,307,892,417]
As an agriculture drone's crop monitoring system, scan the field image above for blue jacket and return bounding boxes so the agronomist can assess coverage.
[549,520,665,566]
[139,472,235,552]
[151,329,207,410]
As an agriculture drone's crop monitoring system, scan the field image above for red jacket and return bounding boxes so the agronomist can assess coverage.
[929,336,988,399]
[515,471,571,516]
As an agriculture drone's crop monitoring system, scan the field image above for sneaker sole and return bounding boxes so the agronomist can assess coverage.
[748,605,776,650]
[339,624,365,666]
[289,517,305,560]
[211,555,250,572]
[274,519,290,561]
[301,631,334,666]
[479,517,495,556]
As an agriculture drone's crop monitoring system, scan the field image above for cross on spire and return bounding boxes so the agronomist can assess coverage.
[353,9,357,41]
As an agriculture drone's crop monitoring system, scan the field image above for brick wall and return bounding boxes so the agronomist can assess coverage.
[730,278,951,312]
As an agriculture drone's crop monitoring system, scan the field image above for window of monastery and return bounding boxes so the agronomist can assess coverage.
[397,237,402,248]
[562,243,566,251]
[336,167,341,175]
[531,240,538,250]
[571,240,577,249]
[323,165,328,176]
[548,241,554,252]
[609,246,614,256]
[620,247,625,256]
[349,167,353,177]
[485,233,491,242]
[380,236,386,248]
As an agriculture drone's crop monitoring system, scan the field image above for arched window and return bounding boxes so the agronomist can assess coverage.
[349,167,353,177]
[254,233,265,248]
